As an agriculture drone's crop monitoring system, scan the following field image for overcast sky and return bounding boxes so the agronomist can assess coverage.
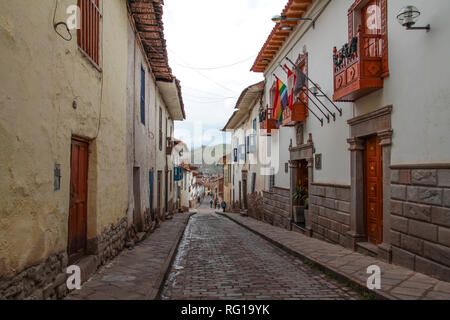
[164,0,286,150]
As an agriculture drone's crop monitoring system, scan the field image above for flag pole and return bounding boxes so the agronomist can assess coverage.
[305,92,330,123]
[277,66,330,123]
[296,97,323,127]
[306,87,336,121]
[285,57,343,116]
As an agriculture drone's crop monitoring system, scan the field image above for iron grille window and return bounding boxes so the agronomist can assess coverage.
[140,66,145,125]
[78,0,101,67]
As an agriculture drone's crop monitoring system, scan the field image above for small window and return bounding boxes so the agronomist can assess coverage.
[78,0,101,67]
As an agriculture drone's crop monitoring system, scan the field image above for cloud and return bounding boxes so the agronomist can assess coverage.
[164,0,287,148]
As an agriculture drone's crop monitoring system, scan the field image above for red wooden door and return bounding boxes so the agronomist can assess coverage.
[68,138,89,262]
[364,135,383,245]
[362,0,382,57]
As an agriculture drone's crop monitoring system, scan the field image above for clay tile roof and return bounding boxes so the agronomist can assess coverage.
[128,0,186,120]
[128,0,173,81]
[251,0,313,73]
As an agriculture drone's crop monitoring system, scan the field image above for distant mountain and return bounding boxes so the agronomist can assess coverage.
[189,144,231,175]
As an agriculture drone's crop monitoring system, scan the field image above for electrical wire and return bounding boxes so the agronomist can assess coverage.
[93,0,104,140]
[172,54,256,70]
[183,87,235,99]
[183,92,237,100]
[167,48,238,94]
[53,0,72,41]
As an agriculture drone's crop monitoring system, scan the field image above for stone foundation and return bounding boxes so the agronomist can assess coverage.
[262,187,291,230]
[390,166,450,282]
[0,216,130,300]
[248,192,264,221]
[309,184,351,247]
[0,252,69,300]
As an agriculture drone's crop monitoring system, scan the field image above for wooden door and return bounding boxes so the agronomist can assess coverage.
[243,178,248,210]
[164,170,168,213]
[149,171,154,221]
[365,135,383,245]
[133,167,143,231]
[362,0,382,57]
[297,160,309,190]
[157,171,162,214]
[68,138,89,262]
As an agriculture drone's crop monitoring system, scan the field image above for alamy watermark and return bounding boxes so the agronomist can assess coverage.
[66,265,81,290]
[366,265,381,290]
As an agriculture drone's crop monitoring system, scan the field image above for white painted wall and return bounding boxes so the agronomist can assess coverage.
[260,0,450,187]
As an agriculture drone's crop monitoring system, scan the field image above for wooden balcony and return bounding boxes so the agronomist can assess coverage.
[282,102,307,127]
[333,29,384,102]
[259,107,277,136]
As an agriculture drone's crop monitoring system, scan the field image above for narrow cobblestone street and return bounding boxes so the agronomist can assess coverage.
[160,200,362,300]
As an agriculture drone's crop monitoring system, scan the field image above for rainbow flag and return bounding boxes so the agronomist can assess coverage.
[273,77,288,125]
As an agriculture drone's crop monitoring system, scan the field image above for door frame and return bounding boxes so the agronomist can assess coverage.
[68,136,90,264]
[347,105,393,259]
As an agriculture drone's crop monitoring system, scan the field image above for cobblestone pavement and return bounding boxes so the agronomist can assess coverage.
[65,213,192,300]
[220,212,450,300]
[160,202,362,300]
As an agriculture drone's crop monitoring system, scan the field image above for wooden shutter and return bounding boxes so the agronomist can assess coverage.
[77,0,101,67]
[140,66,145,125]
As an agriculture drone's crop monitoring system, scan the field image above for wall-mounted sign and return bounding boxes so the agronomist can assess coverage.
[315,154,322,170]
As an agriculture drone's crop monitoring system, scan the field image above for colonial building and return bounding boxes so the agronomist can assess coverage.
[238,0,449,281]
[127,0,185,236]
[223,81,266,217]
[0,0,185,299]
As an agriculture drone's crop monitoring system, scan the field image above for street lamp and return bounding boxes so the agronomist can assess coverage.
[396,6,431,31]
[272,15,315,29]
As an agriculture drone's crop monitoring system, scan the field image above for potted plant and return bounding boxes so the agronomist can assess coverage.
[293,186,308,224]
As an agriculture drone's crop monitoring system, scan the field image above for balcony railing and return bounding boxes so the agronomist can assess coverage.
[259,106,277,135]
[333,27,384,102]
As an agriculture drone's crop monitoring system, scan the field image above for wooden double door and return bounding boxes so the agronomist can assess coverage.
[68,137,89,262]
[364,135,383,245]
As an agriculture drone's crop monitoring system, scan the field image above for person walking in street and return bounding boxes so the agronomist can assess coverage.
[210,199,213,208]
[221,201,226,212]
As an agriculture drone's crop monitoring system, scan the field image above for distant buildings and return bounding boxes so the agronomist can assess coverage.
[224,0,450,282]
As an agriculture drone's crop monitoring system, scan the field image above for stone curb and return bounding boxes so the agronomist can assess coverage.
[146,212,196,300]
[217,212,396,301]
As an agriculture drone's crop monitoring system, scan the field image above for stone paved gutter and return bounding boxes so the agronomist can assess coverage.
[218,212,450,300]
[66,211,196,300]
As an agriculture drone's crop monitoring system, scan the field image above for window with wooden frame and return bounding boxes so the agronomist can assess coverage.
[77,0,101,68]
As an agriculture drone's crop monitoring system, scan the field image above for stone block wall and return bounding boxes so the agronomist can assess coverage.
[262,187,291,230]
[0,252,69,300]
[248,192,264,221]
[390,167,450,282]
[308,184,351,247]
[0,217,128,300]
